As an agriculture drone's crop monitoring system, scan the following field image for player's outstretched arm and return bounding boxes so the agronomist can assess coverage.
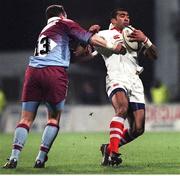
[71,44,99,63]
[70,24,101,63]
[89,34,123,54]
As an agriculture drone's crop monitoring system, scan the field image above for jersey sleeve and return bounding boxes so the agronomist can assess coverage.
[63,19,93,44]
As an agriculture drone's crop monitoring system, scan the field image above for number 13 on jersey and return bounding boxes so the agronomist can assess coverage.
[34,35,57,56]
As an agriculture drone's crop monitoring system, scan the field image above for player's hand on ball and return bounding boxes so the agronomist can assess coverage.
[128,29,146,42]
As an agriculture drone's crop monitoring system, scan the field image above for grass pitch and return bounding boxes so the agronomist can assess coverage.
[0,132,180,174]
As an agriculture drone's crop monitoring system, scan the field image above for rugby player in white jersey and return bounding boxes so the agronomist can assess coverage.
[2,5,124,169]
[92,8,157,166]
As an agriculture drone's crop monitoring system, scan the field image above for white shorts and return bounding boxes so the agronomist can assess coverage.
[106,75,145,104]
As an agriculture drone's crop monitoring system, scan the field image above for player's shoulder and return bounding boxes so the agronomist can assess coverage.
[97,30,115,39]
[98,29,120,35]
[60,18,81,29]
[61,18,79,26]
[98,29,109,34]
[62,18,74,23]
[98,30,122,43]
[98,29,113,35]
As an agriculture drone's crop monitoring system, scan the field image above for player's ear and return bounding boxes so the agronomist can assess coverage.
[111,18,116,25]
[59,12,66,19]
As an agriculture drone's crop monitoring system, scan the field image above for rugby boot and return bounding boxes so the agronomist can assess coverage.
[109,152,122,167]
[34,155,48,168]
[100,144,110,166]
[3,158,17,169]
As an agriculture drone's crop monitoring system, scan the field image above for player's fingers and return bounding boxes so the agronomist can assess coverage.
[89,24,101,33]
[128,33,136,38]
[131,30,139,36]
[129,38,136,42]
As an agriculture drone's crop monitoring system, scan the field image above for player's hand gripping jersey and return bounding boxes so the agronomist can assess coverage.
[29,17,92,68]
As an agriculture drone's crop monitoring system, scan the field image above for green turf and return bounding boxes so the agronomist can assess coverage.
[0,132,180,174]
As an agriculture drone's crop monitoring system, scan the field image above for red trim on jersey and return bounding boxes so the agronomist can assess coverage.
[111,27,122,33]
[143,37,148,44]
[113,35,120,39]
[113,83,119,87]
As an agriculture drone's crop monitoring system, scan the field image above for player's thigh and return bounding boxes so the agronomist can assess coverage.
[127,102,145,129]
[20,101,40,126]
[21,67,43,102]
[111,90,129,115]
[20,109,38,126]
[42,66,68,104]
[132,109,145,130]
[126,110,135,129]
[129,77,145,104]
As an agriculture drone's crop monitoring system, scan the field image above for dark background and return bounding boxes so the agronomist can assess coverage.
[0,0,155,51]
[0,0,155,102]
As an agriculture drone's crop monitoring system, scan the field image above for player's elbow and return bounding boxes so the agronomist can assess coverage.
[89,34,98,46]
[149,52,158,60]
[144,46,158,60]
[153,53,158,60]
[137,127,145,136]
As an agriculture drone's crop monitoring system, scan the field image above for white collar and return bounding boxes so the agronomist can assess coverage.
[47,17,61,24]
[109,23,114,29]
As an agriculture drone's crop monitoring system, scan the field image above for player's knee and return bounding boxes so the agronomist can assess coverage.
[20,111,36,127]
[133,127,145,137]
[48,118,59,125]
[48,110,61,124]
[116,105,128,117]
[19,118,33,127]
[136,127,145,136]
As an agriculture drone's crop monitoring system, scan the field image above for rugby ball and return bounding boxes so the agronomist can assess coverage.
[122,26,140,51]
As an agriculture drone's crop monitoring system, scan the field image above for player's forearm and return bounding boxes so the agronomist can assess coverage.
[144,44,157,60]
[89,34,108,48]
[72,45,98,63]
[89,34,122,53]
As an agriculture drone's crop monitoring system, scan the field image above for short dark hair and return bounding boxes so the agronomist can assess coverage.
[110,8,128,19]
[46,5,66,20]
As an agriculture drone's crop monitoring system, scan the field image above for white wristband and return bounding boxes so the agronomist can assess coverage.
[106,41,114,50]
[143,37,152,48]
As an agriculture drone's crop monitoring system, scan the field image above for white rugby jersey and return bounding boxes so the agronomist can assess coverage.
[96,28,143,80]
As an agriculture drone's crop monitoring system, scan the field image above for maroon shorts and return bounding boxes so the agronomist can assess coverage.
[21,66,68,104]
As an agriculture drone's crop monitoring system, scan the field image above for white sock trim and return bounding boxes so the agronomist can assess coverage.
[110,128,123,134]
[112,116,125,123]
[110,134,121,139]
